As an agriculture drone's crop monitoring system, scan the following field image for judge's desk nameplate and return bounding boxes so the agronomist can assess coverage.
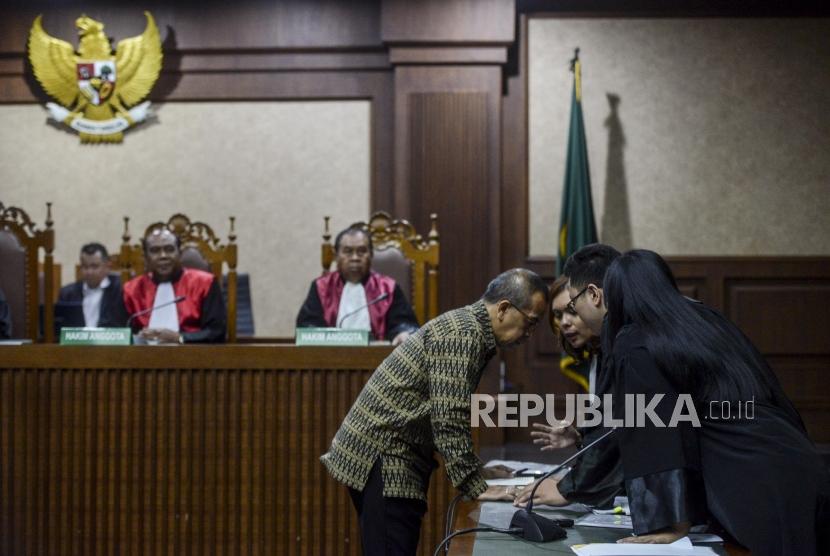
[60,327,131,346]
[295,327,369,346]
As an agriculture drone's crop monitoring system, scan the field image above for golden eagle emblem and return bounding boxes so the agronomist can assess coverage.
[28,12,163,143]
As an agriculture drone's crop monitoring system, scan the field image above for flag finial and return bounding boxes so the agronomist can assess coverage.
[570,48,582,101]
[570,48,580,71]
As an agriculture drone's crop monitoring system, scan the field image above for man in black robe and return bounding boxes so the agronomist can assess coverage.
[515,244,623,508]
[296,226,419,345]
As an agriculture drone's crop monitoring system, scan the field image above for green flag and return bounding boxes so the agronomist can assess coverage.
[557,50,597,392]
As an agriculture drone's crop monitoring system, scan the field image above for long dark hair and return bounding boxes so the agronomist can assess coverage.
[602,250,803,425]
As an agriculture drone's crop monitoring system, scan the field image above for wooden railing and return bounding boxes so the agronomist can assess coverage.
[0,345,460,555]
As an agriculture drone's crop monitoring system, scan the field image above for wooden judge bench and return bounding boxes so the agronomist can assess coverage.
[0,344,462,556]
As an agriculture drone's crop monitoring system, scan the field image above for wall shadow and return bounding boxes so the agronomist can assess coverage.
[600,92,633,251]
[150,25,182,102]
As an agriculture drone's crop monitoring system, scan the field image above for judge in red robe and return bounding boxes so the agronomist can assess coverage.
[123,228,226,344]
[296,227,419,345]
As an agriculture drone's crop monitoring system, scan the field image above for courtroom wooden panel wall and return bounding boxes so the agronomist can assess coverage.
[395,66,504,312]
[0,347,459,556]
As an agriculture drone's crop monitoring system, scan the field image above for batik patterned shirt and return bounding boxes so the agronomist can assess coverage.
[321,300,496,500]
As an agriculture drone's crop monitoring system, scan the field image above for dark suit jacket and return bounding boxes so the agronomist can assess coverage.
[57,275,128,328]
[0,287,11,339]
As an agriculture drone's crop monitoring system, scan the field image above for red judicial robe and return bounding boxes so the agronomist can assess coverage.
[295,271,419,341]
[123,268,226,343]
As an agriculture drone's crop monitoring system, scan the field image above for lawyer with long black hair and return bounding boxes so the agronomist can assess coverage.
[601,249,829,555]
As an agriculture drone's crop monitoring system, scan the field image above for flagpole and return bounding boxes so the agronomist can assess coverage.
[570,48,581,102]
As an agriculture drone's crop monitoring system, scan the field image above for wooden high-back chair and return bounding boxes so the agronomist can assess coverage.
[0,202,56,342]
[118,213,239,342]
[321,211,440,325]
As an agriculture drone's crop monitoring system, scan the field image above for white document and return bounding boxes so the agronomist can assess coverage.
[485,476,536,486]
[576,513,633,530]
[571,536,718,555]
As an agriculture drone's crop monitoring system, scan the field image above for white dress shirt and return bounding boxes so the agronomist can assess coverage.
[82,276,109,328]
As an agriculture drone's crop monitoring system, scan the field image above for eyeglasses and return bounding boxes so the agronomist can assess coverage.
[565,286,590,314]
[509,302,539,331]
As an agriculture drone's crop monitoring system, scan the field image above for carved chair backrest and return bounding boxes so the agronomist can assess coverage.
[0,202,55,341]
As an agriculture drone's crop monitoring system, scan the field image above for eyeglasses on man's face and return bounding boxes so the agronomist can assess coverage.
[508,301,539,331]
[566,286,590,314]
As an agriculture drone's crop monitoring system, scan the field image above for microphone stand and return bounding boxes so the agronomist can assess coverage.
[509,427,617,542]
[336,292,389,328]
[126,295,186,329]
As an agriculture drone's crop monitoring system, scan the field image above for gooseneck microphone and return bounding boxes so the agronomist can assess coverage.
[126,295,186,329]
[509,427,618,542]
[336,292,389,328]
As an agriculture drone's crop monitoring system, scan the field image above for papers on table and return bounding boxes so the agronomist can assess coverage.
[482,459,573,487]
[484,459,572,479]
[592,496,631,515]
[571,536,718,555]
[484,459,557,472]
[687,533,724,544]
[485,476,536,486]
[577,512,633,530]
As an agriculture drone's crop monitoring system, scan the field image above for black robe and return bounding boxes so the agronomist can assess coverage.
[57,275,128,328]
[611,325,830,556]
[295,279,419,341]
[557,354,625,507]
[0,288,10,339]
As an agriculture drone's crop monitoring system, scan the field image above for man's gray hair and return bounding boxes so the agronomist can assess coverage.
[482,268,549,309]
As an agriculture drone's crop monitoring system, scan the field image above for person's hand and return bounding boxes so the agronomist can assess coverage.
[392,331,411,346]
[477,485,523,501]
[617,521,690,544]
[531,421,581,451]
[480,464,515,479]
[512,478,568,507]
[138,328,181,344]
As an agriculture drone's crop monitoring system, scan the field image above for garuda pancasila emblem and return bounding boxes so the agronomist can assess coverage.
[28,12,163,143]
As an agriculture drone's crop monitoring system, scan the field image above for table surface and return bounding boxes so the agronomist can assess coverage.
[446,500,750,556]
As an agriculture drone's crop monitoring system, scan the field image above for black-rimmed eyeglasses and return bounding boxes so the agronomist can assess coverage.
[509,302,539,331]
[566,286,590,314]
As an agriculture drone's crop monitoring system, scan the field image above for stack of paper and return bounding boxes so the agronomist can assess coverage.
[571,537,718,555]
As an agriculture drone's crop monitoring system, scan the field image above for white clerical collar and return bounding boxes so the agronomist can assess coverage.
[148,282,180,332]
[338,281,371,330]
[83,275,110,295]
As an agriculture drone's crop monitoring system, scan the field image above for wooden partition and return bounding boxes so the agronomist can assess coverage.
[0,345,460,555]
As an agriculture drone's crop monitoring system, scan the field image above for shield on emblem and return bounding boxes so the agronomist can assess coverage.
[76,60,116,105]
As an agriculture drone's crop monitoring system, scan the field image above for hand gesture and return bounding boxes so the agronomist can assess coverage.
[512,478,568,507]
[480,464,515,480]
[530,421,581,451]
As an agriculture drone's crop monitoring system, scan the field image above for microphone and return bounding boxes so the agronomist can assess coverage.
[509,427,617,542]
[126,295,186,329]
[336,292,389,327]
